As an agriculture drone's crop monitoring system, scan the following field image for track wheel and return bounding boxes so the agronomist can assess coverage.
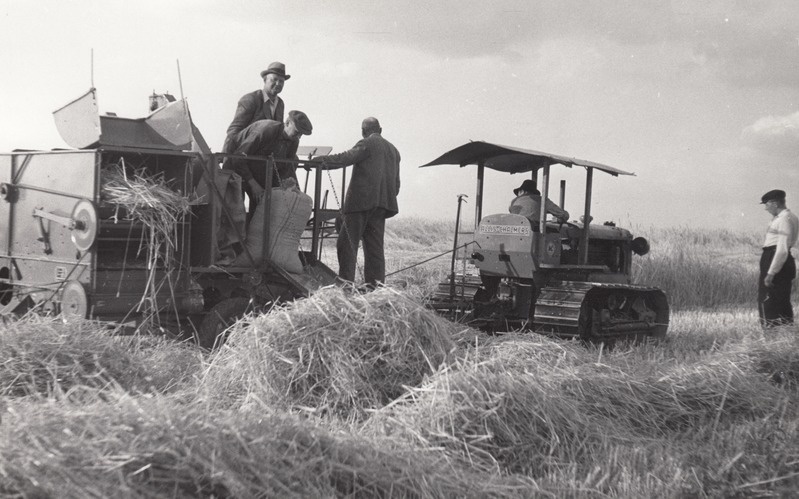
[197,297,252,350]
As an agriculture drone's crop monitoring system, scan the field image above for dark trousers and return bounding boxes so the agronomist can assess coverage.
[758,246,796,328]
[241,177,260,223]
[337,208,387,287]
[221,156,262,224]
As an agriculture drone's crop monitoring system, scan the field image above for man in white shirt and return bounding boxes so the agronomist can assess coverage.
[759,189,799,328]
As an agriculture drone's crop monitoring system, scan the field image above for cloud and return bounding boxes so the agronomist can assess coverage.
[204,1,674,57]
[688,13,799,87]
[319,1,676,58]
[347,1,799,88]
[742,111,799,159]
[202,1,799,89]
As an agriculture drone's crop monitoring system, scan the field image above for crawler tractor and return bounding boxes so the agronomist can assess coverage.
[423,142,669,341]
[0,89,341,347]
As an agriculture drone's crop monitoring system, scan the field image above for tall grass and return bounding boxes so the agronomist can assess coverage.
[385,216,456,252]
[631,226,793,310]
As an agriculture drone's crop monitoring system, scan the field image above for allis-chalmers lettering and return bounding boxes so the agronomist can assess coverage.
[479,224,531,236]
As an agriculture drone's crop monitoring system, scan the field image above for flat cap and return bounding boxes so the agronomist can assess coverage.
[760,189,786,204]
[287,110,312,135]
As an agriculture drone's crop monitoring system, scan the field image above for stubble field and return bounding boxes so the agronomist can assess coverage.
[1,218,798,498]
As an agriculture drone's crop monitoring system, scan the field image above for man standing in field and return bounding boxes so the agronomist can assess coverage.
[758,189,799,328]
[321,117,401,289]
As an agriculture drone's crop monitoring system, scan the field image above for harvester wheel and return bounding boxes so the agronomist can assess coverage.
[197,297,252,350]
[60,281,88,319]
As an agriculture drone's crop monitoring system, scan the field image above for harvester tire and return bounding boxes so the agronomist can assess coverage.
[197,297,252,350]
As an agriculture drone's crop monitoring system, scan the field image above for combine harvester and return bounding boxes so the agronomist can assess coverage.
[0,88,341,348]
[422,142,670,342]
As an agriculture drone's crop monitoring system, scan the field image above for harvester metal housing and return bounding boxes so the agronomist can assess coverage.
[0,88,340,347]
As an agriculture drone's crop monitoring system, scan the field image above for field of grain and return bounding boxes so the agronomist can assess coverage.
[1,220,798,498]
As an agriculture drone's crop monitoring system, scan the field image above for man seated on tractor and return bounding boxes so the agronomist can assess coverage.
[509,179,569,228]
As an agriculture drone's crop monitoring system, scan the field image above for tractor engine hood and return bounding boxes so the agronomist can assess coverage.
[584,223,633,241]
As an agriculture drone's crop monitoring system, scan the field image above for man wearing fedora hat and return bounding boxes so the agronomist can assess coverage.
[509,179,569,227]
[758,189,799,328]
[224,110,313,220]
[222,62,291,156]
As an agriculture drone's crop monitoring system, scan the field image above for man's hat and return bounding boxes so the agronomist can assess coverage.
[514,179,538,196]
[760,189,786,204]
[287,110,312,135]
[260,61,290,80]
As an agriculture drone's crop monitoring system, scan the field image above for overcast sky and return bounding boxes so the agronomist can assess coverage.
[1,0,797,234]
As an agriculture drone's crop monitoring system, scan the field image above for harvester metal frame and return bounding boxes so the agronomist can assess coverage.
[0,88,343,348]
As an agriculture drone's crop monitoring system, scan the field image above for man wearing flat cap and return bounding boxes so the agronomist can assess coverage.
[222,62,291,155]
[758,189,799,328]
[321,117,400,288]
[224,110,313,220]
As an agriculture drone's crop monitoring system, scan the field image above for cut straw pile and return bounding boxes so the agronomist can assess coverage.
[0,395,538,498]
[748,328,799,387]
[366,333,787,477]
[0,316,200,399]
[101,159,192,322]
[3,295,799,496]
[199,286,468,419]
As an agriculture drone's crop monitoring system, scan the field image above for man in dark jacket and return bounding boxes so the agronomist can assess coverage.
[222,61,290,155]
[322,117,401,287]
[223,110,313,219]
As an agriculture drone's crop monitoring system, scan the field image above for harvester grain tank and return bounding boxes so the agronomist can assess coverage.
[422,141,669,341]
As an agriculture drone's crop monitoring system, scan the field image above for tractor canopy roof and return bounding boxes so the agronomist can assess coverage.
[420,141,633,177]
